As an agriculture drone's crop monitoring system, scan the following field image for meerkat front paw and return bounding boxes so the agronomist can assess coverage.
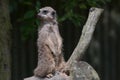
[46,73,53,78]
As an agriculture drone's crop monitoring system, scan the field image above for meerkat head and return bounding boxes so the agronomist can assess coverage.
[37,7,57,22]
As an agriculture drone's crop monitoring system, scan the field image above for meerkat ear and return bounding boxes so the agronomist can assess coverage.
[51,11,56,18]
[51,11,57,20]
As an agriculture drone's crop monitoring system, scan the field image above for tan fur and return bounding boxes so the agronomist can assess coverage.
[34,7,65,77]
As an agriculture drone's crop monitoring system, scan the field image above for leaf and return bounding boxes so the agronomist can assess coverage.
[36,1,41,12]
[23,10,35,20]
[79,4,87,9]
[9,1,18,13]
[20,24,36,41]
[22,1,33,6]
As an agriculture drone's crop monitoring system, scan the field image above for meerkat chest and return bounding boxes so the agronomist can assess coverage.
[48,25,60,45]
[39,23,61,44]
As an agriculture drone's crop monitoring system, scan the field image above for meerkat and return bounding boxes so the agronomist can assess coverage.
[34,7,65,78]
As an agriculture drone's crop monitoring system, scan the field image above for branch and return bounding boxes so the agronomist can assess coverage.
[67,7,104,68]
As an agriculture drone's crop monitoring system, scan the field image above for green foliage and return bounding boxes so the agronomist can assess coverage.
[10,0,41,41]
[10,0,111,41]
[58,0,111,26]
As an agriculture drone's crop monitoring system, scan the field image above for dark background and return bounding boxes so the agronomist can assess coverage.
[1,0,120,80]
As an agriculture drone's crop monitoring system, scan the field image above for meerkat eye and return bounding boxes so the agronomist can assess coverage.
[51,11,56,17]
[42,10,48,14]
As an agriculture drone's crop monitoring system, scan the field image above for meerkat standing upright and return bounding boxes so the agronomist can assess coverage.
[34,7,65,77]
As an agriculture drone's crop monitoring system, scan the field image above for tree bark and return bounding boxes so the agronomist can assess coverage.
[24,7,103,80]
[0,0,12,80]
[67,7,104,68]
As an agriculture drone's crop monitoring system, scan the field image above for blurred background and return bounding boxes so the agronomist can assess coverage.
[0,0,120,80]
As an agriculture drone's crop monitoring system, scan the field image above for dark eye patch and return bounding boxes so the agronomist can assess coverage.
[42,10,48,14]
[51,11,56,17]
